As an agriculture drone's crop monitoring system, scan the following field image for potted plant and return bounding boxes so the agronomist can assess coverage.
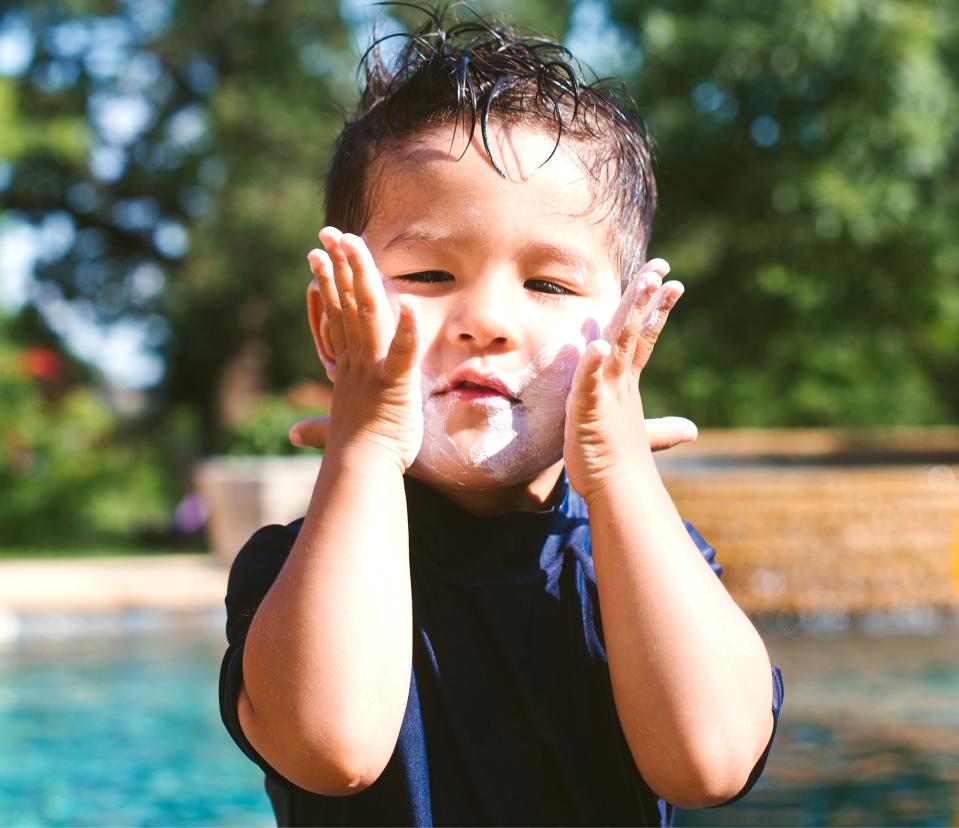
[193,388,328,565]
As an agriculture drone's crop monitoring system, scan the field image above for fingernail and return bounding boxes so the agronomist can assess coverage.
[633,272,657,296]
[289,428,304,447]
[341,233,364,253]
[682,424,698,441]
[661,282,684,309]
[639,280,660,301]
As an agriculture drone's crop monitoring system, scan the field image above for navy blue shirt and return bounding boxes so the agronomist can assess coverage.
[220,470,783,826]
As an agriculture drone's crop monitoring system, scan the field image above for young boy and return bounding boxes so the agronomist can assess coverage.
[219,8,783,826]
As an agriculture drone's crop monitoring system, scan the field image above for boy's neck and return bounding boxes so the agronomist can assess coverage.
[418,459,566,517]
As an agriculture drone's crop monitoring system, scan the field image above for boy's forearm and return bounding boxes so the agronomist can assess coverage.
[240,444,413,793]
[586,453,774,808]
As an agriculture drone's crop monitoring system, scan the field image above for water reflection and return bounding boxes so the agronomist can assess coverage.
[678,622,959,827]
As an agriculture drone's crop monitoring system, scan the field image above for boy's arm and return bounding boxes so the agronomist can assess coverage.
[586,461,775,808]
[237,229,423,796]
[565,261,775,809]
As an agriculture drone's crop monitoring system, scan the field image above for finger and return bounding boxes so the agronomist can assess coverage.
[639,258,670,279]
[645,416,698,452]
[632,280,684,376]
[307,249,346,356]
[602,271,659,350]
[572,338,611,403]
[607,271,662,378]
[289,417,329,450]
[339,233,391,355]
[382,295,420,382]
[319,226,362,346]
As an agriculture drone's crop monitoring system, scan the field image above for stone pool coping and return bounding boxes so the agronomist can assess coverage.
[0,554,227,613]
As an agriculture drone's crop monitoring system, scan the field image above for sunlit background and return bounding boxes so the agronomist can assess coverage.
[1,0,957,825]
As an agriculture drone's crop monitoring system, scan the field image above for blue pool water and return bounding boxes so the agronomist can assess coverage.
[678,619,959,827]
[1,612,956,826]
[0,614,273,827]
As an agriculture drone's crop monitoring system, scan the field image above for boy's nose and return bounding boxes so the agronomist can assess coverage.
[455,312,514,349]
[449,278,520,350]
[458,328,509,347]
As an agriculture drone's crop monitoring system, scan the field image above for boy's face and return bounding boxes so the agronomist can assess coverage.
[360,122,622,495]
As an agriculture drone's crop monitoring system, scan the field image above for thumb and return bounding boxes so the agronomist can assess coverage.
[289,416,330,450]
[645,416,698,452]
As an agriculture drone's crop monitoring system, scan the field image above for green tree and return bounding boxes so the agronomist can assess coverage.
[1,0,358,448]
[2,0,957,440]
[1,1,573,452]
[607,0,959,425]
[0,309,173,546]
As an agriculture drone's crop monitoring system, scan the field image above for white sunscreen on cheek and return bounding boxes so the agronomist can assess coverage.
[411,336,582,487]
[416,393,467,486]
[519,340,579,440]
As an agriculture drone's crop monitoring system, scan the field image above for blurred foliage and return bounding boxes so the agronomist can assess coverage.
[0,311,175,545]
[0,0,957,453]
[608,0,959,425]
[223,393,323,457]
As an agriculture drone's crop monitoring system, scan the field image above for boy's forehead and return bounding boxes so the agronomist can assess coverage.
[394,122,588,183]
[365,123,614,246]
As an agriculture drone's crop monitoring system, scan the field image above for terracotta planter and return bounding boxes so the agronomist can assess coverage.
[194,456,322,565]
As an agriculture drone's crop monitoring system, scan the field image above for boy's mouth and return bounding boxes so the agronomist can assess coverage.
[439,370,520,403]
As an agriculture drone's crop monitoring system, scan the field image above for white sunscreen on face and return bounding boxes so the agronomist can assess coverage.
[411,340,580,489]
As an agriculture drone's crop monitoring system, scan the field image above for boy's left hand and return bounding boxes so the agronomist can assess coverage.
[563,258,683,503]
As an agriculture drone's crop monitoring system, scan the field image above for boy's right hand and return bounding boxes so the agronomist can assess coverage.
[306,227,424,472]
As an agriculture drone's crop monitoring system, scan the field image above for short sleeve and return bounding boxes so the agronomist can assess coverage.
[681,520,785,805]
[218,519,304,788]
[683,520,722,578]
[713,663,785,806]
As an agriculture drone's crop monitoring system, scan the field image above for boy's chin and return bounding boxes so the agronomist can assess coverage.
[406,445,563,492]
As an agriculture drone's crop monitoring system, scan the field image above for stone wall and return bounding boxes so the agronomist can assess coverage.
[658,429,959,615]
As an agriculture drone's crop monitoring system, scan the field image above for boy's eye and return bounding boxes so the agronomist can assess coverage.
[397,270,454,284]
[525,279,572,296]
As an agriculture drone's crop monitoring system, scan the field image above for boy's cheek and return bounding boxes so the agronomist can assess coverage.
[526,340,583,401]
[580,315,604,345]
[384,288,404,326]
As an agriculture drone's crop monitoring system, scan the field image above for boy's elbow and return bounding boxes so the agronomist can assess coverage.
[643,720,770,809]
[238,686,396,796]
[290,746,392,796]
[657,756,753,809]
[258,724,396,797]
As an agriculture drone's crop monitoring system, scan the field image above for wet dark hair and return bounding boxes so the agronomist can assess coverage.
[324,3,657,289]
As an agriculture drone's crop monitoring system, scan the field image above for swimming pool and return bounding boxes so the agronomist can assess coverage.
[1,613,956,826]
[679,616,959,827]
[0,613,273,827]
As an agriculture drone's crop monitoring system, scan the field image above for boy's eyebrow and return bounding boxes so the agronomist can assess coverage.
[383,232,595,280]
[383,229,447,251]
[520,242,595,281]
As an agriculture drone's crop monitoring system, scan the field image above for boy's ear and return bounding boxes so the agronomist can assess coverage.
[306,280,337,382]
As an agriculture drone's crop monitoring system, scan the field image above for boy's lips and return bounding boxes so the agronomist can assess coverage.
[437,369,520,402]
